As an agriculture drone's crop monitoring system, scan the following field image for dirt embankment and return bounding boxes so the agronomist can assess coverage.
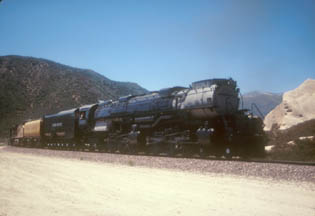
[3,146,315,182]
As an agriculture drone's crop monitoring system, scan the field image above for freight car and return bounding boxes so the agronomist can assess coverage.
[9,78,266,158]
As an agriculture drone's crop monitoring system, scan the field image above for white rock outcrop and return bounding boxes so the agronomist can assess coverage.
[264,79,315,131]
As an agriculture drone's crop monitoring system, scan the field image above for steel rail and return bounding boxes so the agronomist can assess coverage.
[7,144,315,166]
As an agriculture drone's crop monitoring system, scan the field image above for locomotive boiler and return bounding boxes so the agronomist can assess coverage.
[91,78,265,157]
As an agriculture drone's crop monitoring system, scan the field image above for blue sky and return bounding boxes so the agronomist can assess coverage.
[0,0,314,93]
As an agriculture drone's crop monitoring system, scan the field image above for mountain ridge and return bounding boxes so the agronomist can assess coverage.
[0,55,148,137]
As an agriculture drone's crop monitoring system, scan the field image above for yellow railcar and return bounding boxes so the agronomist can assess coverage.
[24,119,42,138]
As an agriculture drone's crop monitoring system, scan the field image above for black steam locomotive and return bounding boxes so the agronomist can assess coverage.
[9,78,266,158]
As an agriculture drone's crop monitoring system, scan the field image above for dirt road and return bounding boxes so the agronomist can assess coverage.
[0,147,314,216]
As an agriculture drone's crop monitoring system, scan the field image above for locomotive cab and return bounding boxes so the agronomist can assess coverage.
[78,104,98,132]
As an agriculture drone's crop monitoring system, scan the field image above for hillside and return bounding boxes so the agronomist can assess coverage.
[0,55,148,137]
[241,91,282,117]
[264,79,315,131]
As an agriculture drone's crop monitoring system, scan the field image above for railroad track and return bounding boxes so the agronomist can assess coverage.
[239,158,315,166]
[7,144,315,167]
[131,151,315,166]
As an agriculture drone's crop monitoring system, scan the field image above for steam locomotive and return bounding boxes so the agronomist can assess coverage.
[9,78,266,158]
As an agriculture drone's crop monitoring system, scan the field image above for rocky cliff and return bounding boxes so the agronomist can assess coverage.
[264,79,315,130]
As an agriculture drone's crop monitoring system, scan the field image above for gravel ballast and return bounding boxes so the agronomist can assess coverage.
[3,146,315,183]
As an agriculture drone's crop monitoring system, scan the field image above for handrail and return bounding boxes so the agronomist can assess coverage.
[251,103,264,119]
[239,92,244,110]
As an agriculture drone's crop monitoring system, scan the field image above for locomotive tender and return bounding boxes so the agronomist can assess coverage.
[9,78,266,158]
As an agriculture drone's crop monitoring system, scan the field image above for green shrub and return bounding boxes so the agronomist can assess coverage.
[270,138,315,161]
